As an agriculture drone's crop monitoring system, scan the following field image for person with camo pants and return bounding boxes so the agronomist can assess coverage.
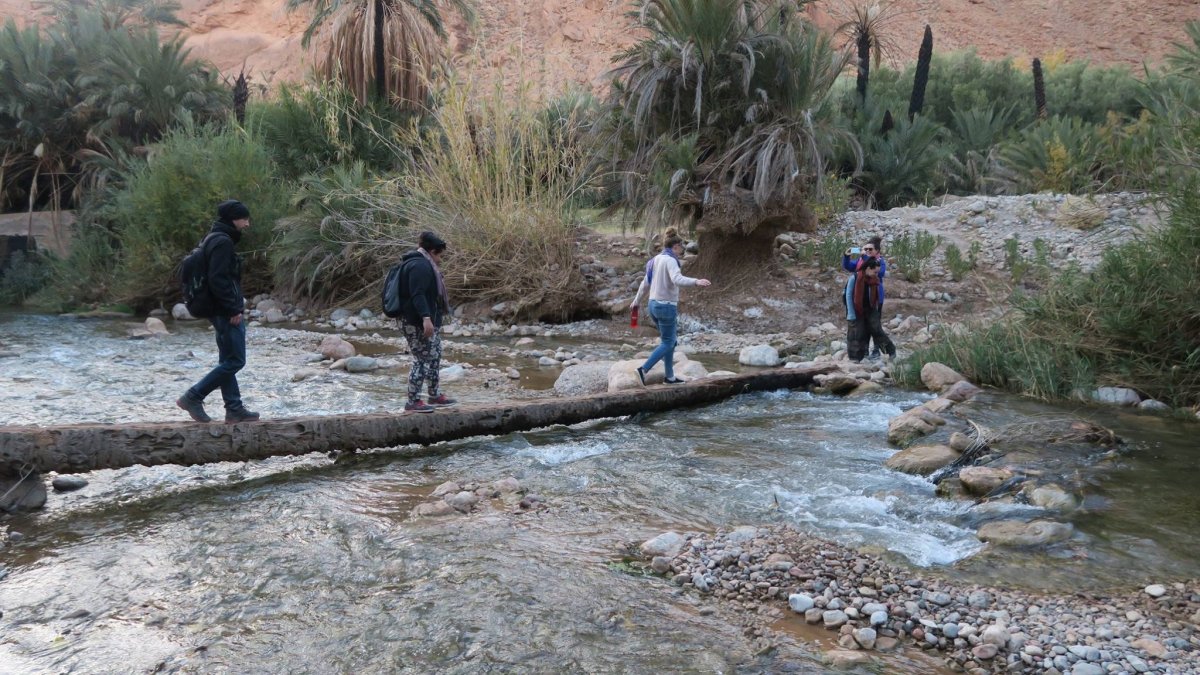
[397,231,456,413]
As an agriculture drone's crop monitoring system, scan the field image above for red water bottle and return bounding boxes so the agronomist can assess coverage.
[630,305,639,328]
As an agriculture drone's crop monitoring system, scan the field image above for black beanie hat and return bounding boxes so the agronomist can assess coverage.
[419,230,447,252]
[217,200,251,223]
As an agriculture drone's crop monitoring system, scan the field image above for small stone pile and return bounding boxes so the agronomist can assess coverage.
[643,525,1199,674]
[411,477,540,518]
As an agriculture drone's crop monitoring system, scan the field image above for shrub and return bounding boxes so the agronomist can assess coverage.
[1004,237,1030,285]
[0,250,52,305]
[107,125,290,308]
[943,243,972,281]
[995,116,1103,194]
[943,104,1014,194]
[889,230,940,281]
[817,232,854,269]
[855,111,947,208]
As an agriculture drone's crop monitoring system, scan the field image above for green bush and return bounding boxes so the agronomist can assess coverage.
[38,218,118,309]
[943,243,973,281]
[943,104,1015,194]
[0,250,52,305]
[995,116,1103,194]
[246,83,411,180]
[107,125,290,308]
[889,230,941,282]
[851,106,947,208]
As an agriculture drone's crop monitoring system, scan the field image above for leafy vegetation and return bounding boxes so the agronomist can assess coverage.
[889,231,940,282]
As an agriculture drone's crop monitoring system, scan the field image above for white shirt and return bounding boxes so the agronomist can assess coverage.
[632,252,699,305]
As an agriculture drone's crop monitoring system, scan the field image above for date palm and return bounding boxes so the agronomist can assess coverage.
[287,0,472,109]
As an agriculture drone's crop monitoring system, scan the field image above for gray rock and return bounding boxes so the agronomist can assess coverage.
[506,367,521,380]
[1070,663,1104,675]
[650,556,672,574]
[264,308,287,323]
[640,532,685,559]
[492,477,521,494]
[538,356,560,367]
[925,591,953,606]
[920,362,965,391]
[973,644,999,660]
[1092,387,1141,406]
[412,501,457,518]
[51,475,88,492]
[691,573,710,592]
[870,611,888,626]
[885,444,958,475]
[1137,399,1170,411]
[977,519,1074,547]
[738,344,780,367]
[822,610,848,628]
[0,473,46,512]
[968,590,993,608]
[344,356,378,373]
[446,491,480,513]
[318,335,356,360]
[982,624,1011,648]
[1028,484,1077,512]
[788,594,815,613]
[330,308,353,321]
[726,526,759,543]
[553,361,616,397]
[943,623,959,638]
[943,380,983,402]
[438,364,466,382]
[431,481,461,497]
[804,608,823,624]
[1143,584,1166,598]
[853,627,877,649]
[171,303,197,321]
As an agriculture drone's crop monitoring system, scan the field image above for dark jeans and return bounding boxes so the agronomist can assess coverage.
[848,308,895,362]
[187,315,246,410]
[641,300,678,379]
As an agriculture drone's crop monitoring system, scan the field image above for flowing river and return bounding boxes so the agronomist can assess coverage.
[0,313,1197,673]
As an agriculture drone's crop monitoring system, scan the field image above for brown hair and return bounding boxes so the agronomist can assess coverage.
[662,227,683,249]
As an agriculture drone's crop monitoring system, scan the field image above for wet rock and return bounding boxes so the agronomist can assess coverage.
[506,367,521,380]
[640,531,685,559]
[973,643,999,660]
[943,380,983,402]
[875,637,900,651]
[1130,638,1166,657]
[968,590,992,608]
[1027,484,1077,512]
[0,473,46,512]
[738,344,780,367]
[438,364,465,381]
[291,368,323,382]
[823,649,873,668]
[172,303,196,321]
[958,467,1014,495]
[446,491,480,513]
[818,373,861,395]
[264,308,286,323]
[344,356,379,373]
[538,356,560,367]
[887,407,945,446]
[921,397,955,414]
[949,432,973,452]
[982,624,1011,648]
[977,519,1074,547]
[920,362,966,392]
[885,444,958,475]
[412,501,457,518]
[870,610,888,626]
[1070,664,1105,675]
[318,335,356,360]
[492,477,521,494]
[329,308,353,322]
[553,361,615,397]
[51,475,88,492]
[1092,387,1141,407]
[1143,584,1167,598]
[650,556,672,574]
[789,593,815,613]
[1138,399,1170,411]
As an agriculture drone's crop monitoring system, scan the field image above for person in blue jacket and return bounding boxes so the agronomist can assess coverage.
[842,236,886,359]
[844,258,896,363]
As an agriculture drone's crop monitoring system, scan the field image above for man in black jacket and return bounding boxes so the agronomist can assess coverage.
[176,200,261,423]
[399,231,456,413]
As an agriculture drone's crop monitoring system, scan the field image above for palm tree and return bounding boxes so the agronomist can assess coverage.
[840,1,900,104]
[287,0,472,108]
[598,0,853,280]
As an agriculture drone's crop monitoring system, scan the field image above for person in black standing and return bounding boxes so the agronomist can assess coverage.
[176,200,260,423]
[398,231,456,413]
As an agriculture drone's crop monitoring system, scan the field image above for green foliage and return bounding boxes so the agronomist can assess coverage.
[106,125,289,308]
[817,232,853,269]
[38,219,118,309]
[943,243,973,281]
[889,230,940,282]
[599,1,851,234]
[943,104,1014,194]
[0,250,52,305]
[1004,237,1029,285]
[246,84,410,180]
[0,0,228,212]
[811,173,854,226]
[995,116,1103,194]
[856,111,946,207]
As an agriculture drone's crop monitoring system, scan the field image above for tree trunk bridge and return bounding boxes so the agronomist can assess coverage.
[0,366,835,477]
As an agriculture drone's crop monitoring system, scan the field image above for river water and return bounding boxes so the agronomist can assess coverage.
[1,313,1197,673]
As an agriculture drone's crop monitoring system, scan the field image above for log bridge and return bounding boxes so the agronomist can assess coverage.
[0,366,835,479]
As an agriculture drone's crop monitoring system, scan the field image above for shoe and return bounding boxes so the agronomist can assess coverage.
[176,396,211,423]
[427,394,457,407]
[663,377,686,384]
[225,407,261,423]
[869,348,882,360]
[404,400,435,414]
[635,367,647,386]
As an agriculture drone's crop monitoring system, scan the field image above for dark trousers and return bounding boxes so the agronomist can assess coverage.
[848,307,895,361]
[187,315,246,410]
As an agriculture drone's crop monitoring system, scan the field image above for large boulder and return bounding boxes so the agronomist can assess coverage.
[817,372,862,395]
[1025,483,1077,512]
[959,467,1014,495]
[887,407,946,446]
[608,355,706,392]
[640,531,685,559]
[319,335,356,360]
[144,317,169,335]
[172,303,197,321]
[943,380,983,402]
[977,519,1074,547]
[344,356,379,373]
[885,444,959,475]
[554,361,616,397]
[920,362,966,392]
[738,344,780,367]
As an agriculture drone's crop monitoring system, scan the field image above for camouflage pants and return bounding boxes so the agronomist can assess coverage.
[402,322,443,403]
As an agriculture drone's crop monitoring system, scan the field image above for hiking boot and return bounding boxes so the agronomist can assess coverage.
[663,377,686,384]
[427,394,457,407]
[405,400,435,414]
[635,367,647,387]
[176,395,211,423]
[225,407,261,424]
[869,348,882,360]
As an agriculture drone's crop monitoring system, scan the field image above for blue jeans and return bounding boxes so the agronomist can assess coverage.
[641,300,678,380]
[187,315,246,410]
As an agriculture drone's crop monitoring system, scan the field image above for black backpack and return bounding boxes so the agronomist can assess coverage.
[179,233,227,318]
[381,258,412,319]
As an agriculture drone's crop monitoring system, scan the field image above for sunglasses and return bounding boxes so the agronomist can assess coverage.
[863,247,875,252]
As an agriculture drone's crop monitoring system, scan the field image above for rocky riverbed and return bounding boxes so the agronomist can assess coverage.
[638,525,1200,674]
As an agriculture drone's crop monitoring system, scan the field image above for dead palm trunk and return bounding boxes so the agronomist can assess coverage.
[908,24,932,120]
[1033,57,1048,120]
[233,71,249,124]
[856,31,871,102]
[374,0,387,102]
